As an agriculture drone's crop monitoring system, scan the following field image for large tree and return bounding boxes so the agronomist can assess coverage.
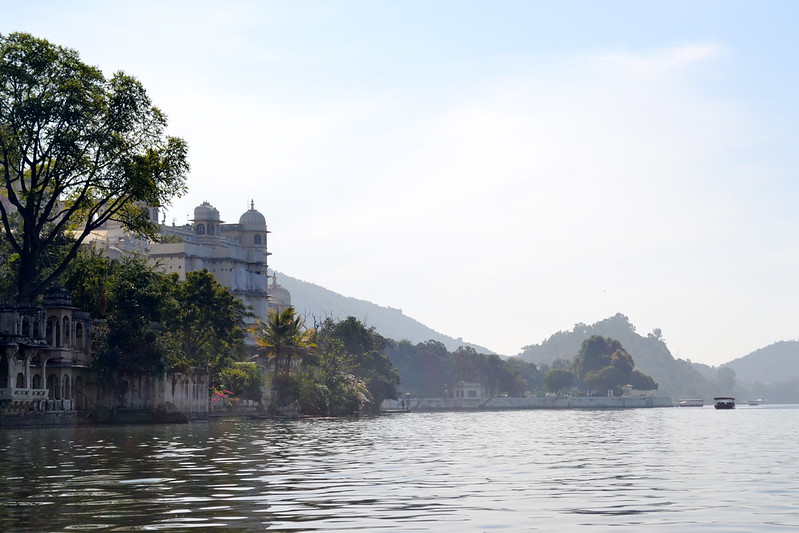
[574,335,653,395]
[386,339,451,397]
[164,269,250,383]
[544,368,575,394]
[0,32,188,304]
[317,316,398,414]
[64,254,250,382]
[70,255,178,375]
[451,347,527,397]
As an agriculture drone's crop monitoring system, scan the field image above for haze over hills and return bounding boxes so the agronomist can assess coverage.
[273,271,494,354]
[273,275,799,402]
[517,314,799,401]
[722,341,799,384]
[516,313,714,399]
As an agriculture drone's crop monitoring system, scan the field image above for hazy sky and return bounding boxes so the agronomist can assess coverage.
[3,1,798,366]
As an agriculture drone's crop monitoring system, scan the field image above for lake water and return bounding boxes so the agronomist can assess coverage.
[1,405,797,532]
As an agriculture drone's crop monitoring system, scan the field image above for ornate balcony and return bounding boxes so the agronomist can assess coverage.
[0,387,49,402]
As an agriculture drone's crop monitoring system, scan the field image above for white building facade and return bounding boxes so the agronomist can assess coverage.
[90,200,290,321]
[147,201,272,319]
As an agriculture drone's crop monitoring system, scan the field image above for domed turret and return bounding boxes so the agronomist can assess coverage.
[268,274,291,314]
[193,201,220,222]
[193,201,221,236]
[239,200,266,230]
[43,284,74,308]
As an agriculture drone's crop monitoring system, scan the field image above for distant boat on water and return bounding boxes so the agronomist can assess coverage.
[674,399,704,407]
[714,397,735,409]
[748,399,765,406]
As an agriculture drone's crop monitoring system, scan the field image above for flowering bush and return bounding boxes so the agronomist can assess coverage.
[210,389,235,410]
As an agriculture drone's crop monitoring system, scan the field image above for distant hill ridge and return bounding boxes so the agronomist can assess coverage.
[272,276,799,401]
[517,313,799,401]
[274,271,493,354]
[723,340,799,384]
[517,313,712,399]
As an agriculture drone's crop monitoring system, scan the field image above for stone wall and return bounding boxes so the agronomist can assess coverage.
[383,394,674,412]
[87,370,210,422]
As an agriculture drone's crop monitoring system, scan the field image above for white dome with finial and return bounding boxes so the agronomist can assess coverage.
[239,200,266,229]
[268,274,291,308]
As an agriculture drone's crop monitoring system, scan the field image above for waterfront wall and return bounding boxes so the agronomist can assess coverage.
[1,370,210,428]
[0,410,76,428]
[384,395,673,411]
[87,370,210,423]
[1,298,211,428]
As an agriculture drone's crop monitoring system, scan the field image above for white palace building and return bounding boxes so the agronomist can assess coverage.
[91,200,292,320]
[1,200,292,426]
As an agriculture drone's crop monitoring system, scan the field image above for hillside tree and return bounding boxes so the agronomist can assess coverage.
[575,335,639,395]
[544,368,575,393]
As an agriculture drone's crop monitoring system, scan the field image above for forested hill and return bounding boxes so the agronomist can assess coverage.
[723,341,799,384]
[273,271,493,354]
[516,313,713,399]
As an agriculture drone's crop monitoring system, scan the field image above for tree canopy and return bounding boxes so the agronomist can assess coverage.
[64,253,176,375]
[252,307,313,382]
[386,341,540,398]
[321,317,399,414]
[575,335,645,395]
[0,32,188,304]
[544,368,575,393]
[63,253,249,381]
[250,313,400,415]
[165,269,250,376]
[516,313,719,399]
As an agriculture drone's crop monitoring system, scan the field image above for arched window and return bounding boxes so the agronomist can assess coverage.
[47,375,59,399]
[196,223,206,235]
[62,317,70,347]
[254,234,262,245]
[75,323,84,349]
[16,372,24,389]
[33,374,42,389]
[46,317,54,345]
[75,377,85,410]
[0,355,7,388]
[47,316,63,347]
[21,316,31,337]
[62,375,71,400]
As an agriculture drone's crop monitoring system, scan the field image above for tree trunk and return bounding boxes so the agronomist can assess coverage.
[15,251,37,305]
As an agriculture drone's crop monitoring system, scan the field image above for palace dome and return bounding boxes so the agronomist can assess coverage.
[193,201,220,222]
[239,201,266,229]
[268,275,291,307]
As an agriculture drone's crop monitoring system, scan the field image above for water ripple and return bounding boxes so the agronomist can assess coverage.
[1,407,798,530]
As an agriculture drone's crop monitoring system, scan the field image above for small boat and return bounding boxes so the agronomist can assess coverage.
[714,397,735,409]
[674,398,704,407]
[747,399,764,406]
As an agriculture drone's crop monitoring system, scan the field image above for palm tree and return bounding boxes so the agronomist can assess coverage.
[252,306,314,405]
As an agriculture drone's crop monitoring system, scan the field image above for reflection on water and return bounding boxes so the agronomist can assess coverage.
[1,406,798,531]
